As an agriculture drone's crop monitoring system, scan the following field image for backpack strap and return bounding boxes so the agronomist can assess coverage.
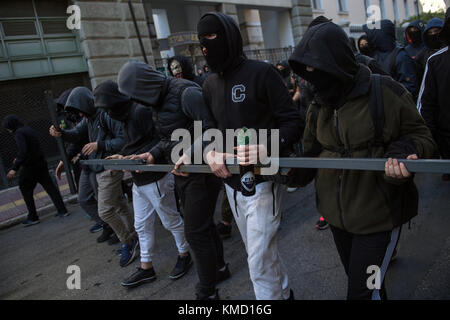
[369,74,385,147]
[388,46,402,77]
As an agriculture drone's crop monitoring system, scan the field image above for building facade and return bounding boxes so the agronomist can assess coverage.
[310,0,424,34]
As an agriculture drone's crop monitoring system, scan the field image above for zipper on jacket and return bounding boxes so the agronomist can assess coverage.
[333,109,347,231]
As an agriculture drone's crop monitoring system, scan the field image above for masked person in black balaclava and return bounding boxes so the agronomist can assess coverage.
[117,60,229,300]
[289,20,435,300]
[418,8,450,181]
[405,20,426,60]
[168,55,204,87]
[358,35,373,57]
[94,80,192,287]
[416,18,445,82]
[2,115,68,226]
[198,12,303,300]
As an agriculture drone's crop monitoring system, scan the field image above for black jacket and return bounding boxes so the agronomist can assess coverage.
[168,55,204,86]
[416,18,445,82]
[417,8,450,149]
[200,12,303,190]
[118,60,216,164]
[363,20,419,95]
[120,102,166,186]
[2,115,46,170]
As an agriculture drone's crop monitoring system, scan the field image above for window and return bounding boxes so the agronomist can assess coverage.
[393,0,399,21]
[380,0,386,19]
[338,0,348,12]
[404,0,410,19]
[311,0,323,10]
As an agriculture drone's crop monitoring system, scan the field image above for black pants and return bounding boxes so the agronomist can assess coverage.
[330,225,400,300]
[19,163,67,221]
[175,173,224,297]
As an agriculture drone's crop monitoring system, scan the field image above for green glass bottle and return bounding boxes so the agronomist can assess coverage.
[237,127,255,196]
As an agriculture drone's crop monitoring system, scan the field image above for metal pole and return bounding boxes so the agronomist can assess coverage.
[128,0,149,64]
[45,90,77,195]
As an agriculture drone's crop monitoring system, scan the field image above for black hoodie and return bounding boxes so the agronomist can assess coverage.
[94,80,165,186]
[289,21,359,104]
[200,12,303,190]
[2,115,46,170]
[168,55,204,86]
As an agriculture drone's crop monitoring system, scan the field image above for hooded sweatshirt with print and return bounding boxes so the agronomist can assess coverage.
[199,12,303,191]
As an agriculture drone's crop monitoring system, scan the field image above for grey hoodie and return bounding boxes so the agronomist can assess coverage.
[61,87,125,172]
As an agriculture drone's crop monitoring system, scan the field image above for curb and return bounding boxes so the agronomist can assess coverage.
[0,194,79,231]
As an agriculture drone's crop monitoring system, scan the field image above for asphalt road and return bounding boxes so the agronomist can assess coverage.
[0,173,449,300]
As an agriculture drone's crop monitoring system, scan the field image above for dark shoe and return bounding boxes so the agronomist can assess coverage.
[120,238,139,267]
[97,225,114,243]
[442,174,450,181]
[22,219,40,227]
[196,289,220,300]
[90,223,103,233]
[169,253,193,280]
[216,222,232,239]
[315,216,329,230]
[107,234,120,245]
[55,210,70,218]
[121,267,156,288]
[286,289,295,300]
[216,263,231,284]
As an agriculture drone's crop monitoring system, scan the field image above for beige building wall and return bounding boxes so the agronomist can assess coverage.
[74,0,154,89]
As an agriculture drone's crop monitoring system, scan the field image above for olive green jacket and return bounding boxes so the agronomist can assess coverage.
[303,66,436,234]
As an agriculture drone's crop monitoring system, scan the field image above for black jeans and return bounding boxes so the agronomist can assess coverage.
[175,173,224,297]
[330,225,400,300]
[19,162,67,221]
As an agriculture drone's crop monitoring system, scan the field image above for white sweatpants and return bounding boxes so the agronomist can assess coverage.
[225,182,290,300]
[133,173,189,263]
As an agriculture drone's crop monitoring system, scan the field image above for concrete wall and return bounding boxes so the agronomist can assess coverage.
[74,0,154,89]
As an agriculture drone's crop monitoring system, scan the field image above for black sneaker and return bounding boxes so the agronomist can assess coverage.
[315,216,329,230]
[169,253,193,280]
[121,267,156,288]
[216,263,231,284]
[196,289,220,300]
[442,174,450,181]
[107,234,120,245]
[97,225,114,243]
[22,219,40,227]
[216,222,232,239]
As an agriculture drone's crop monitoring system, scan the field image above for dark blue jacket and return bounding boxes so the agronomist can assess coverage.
[404,20,426,59]
[363,20,419,95]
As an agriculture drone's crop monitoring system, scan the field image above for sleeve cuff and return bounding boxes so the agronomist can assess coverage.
[97,140,105,151]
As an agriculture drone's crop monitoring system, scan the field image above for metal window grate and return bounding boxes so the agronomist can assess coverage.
[41,20,71,35]
[2,21,37,37]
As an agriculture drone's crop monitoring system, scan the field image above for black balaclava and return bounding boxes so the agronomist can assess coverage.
[94,80,132,122]
[358,35,373,56]
[276,61,291,78]
[407,28,422,45]
[197,15,229,73]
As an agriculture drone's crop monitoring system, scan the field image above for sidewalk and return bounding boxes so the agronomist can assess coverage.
[0,173,77,230]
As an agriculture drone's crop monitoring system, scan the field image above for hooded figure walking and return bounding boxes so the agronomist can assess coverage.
[197,12,303,300]
[289,20,436,299]
[2,115,68,226]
